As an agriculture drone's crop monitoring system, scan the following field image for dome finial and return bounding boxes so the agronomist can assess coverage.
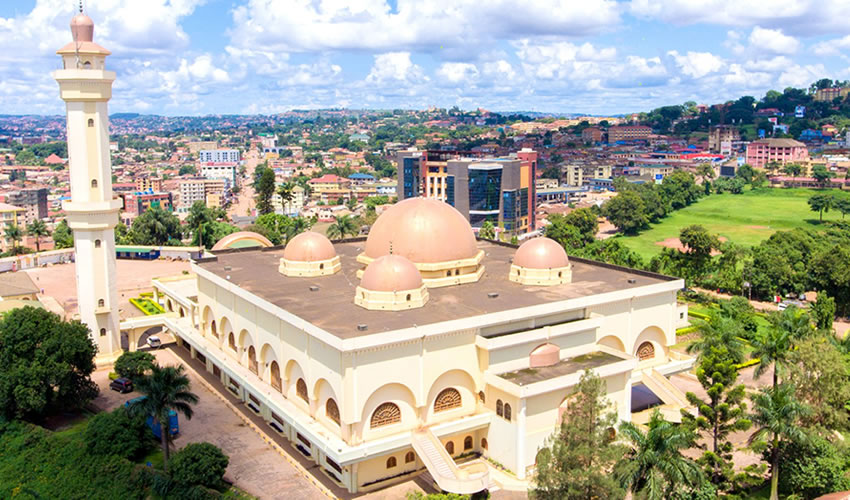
[79,0,83,13]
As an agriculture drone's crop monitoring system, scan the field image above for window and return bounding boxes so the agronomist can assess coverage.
[247,346,258,375]
[496,399,503,417]
[504,403,512,422]
[481,438,488,450]
[210,320,217,338]
[434,388,462,413]
[445,441,454,455]
[296,378,308,402]
[406,293,411,301]
[326,398,340,425]
[463,436,473,450]
[370,402,401,428]
[99,328,106,337]
[270,361,281,391]
[94,239,101,248]
[637,341,655,361]
[87,118,94,127]
[91,179,98,188]
[228,332,236,351]
[82,60,91,69]
[478,391,485,404]
[386,457,397,468]
[97,299,105,308]
[405,451,415,463]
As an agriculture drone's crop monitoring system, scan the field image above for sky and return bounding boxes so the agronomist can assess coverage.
[3,0,850,116]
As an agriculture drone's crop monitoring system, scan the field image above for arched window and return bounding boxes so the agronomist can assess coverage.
[405,451,415,463]
[504,403,512,422]
[228,332,236,351]
[87,118,94,127]
[386,456,397,468]
[496,399,503,417]
[637,341,655,361]
[247,346,258,375]
[463,436,473,450]
[91,179,98,188]
[296,378,308,402]
[210,320,217,338]
[478,391,485,404]
[97,298,105,307]
[406,293,411,301]
[99,328,106,337]
[445,441,454,455]
[434,387,462,413]
[270,361,281,391]
[481,438,488,450]
[82,60,91,69]
[370,402,401,428]
[94,239,101,248]
[179,308,185,318]
[326,398,340,425]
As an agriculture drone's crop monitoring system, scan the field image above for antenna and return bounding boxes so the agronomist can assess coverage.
[73,0,82,69]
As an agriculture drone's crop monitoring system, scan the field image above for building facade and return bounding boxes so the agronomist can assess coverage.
[745,138,809,169]
[565,164,613,187]
[6,188,48,226]
[607,126,652,143]
[708,125,740,154]
[199,149,241,163]
[0,202,25,252]
[201,163,238,186]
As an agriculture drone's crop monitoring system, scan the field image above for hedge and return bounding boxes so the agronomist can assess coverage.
[129,297,165,316]
[687,310,711,321]
[676,325,700,336]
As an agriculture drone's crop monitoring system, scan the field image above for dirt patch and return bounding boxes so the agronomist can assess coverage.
[747,225,769,230]
[655,236,727,255]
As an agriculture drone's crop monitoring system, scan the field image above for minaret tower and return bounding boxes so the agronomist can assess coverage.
[54,5,123,364]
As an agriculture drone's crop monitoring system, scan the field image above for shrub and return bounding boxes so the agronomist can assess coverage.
[773,434,850,499]
[84,408,151,460]
[170,442,229,489]
[114,351,156,380]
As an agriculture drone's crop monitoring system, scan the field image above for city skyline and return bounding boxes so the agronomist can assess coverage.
[3,0,850,116]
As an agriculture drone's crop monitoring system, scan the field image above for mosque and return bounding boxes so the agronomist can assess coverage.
[56,10,693,495]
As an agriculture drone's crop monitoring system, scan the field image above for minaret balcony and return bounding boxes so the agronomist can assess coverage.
[95,305,112,315]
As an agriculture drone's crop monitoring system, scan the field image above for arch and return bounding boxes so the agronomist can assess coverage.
[463,435,473,450]
[434,388,462,413]
[228,331,237,351]
[247,345,258,375]
[405,451,415,463]
[166,299,173,312]
[598,335,626,352]
[296,378,308,402]
[269,360,282,391]
[179,308,185,318]
[478,391,485,404]
[504,403,512,421]
[211,231,273,251]
[94,239,101,248]
[386,456,397,468]
[359,382,417,437]
[87,118,94,127]
[315,377,341,426]
[259,343,279,367]
[370,402,401,428]
[326,398,340,425]
[481,438,488,450]
[91,179,98,188]
[445,441,455,455]
[425,369,476,420]
[632,326,666,362]
[202,306,215,337]
[237,328,254,350]
[496,399,503,417]
[97,298,105,307]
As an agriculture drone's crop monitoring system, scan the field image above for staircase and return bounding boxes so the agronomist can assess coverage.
[641,369,690,408]
[411,429,489,494]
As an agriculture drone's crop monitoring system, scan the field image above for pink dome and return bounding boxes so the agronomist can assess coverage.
[513,237,569,269]
[71,13,94,42]
[365,198,478,263]
[529,343,560,368]
[360,255,423,292]
[211,231,273,251]
[283,231,336,262]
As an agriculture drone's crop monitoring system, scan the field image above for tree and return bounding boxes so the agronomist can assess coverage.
[0,306,98,421]
[254,166,276,215]
[545,214,586,250]
[783,163,803,178]
[129,206,182,245]
[531,371,626,499]
[834,196,850,219]
[748,383,810,500]
[478,220,495,240]
[277,181,295,212]
[114,351,156,380]
[603,190,648,234]
[686,315,746,364]
[807,192,833,221]
[696,163,715,184]
[26,219,49,253]
[772,433,850,499]
[185,201,225,248]
[170,442,229,489]
[128,364,199,472]
[615,410,705,499]
[736,164,755,184]
[84,407,151,460]
[562,208,599,244]
[178,164,196,176]
[345,196,358,212]
[678,225,720,282]
[751,307,813,389]
[809,291,835,331]
[52,219,74,249]
[326,214,359,240]
[811,164,833,186]
[4,224,22,254]
[786,335,850,430]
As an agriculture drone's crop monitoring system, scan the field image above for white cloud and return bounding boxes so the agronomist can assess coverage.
[813,35,850,57]
[667,51,725,78]
[748,27,799,54]
[436,63,479,84]
[365,52,426,84]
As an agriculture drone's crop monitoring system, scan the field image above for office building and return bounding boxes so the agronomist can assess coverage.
[199,149,240,163]
[5,188,48,226]
[745,138,809,169]
[708,125,740,154]
[607,126,652,143]
[565,164,613,187]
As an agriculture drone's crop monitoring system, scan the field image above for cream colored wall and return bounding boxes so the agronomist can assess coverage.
[487,327,597,374]
[589,290,677,359]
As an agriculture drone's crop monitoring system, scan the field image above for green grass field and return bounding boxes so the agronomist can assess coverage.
[618,187,844,260]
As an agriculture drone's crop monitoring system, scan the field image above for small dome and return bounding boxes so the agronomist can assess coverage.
[283,231,336,262]
[513,237,569,269]
[71,13,94,43]
[360,255,423,292]
[529,343,560,368]
[211,231,273,251]
[365,198,478,264]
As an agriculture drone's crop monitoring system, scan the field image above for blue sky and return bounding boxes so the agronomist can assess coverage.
[3,0,850,116]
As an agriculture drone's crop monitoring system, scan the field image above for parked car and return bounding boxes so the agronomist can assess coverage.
[147,336,162,348]
[109,377,133,393]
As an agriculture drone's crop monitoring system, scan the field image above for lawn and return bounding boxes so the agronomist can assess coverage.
[618,187,844,260]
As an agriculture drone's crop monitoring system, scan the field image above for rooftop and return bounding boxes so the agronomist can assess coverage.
[497,351,624,385]
[0,272,40,298]
[197,239,676,339]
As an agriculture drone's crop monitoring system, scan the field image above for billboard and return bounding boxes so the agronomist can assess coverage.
[795,105,806,118]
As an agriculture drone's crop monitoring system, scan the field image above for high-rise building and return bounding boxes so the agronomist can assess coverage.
[397,148,537,234]
[708,125,740,154]
[199,149,240,163]
[5,188,48,226]
[607,125,652,143]
[54,9,122,362]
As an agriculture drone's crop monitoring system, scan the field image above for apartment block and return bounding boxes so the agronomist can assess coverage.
[5,188,48,226]
[607,125,652,143]
[199,149,241,163]
[745,138,809,169]
[708,125,740,154]
[565,164,613,187]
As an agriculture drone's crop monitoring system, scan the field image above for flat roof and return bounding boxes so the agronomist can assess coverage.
[497,351,623,385]
[197,240,676,339]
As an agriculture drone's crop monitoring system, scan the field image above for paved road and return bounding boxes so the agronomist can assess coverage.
[228,146,260,220]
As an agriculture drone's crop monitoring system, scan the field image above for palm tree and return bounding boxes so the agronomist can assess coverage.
[277,182,295,213]
[128,364,198,472]
[4,224,22,255]
[326,214,359,240]
[749,384,809,500]
[686,315,747,364]
[751,307,814,389]
[615,410,705,500]
[26,219,49,253]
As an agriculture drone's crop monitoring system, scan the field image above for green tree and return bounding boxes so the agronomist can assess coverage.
[128,364,199,472]
[254,166,276,215]
[545,214,586,250]
[807,192,834,221]
[772,433,850,499]
[678,225,721,282]
[185,201,226,248]
[52,219,74,249]
[786,335,850,430]
[531,371,626,499]
[736,164,755,184]
[748,383,810,500]
[834,196,850,219]
[615,410,705,499]
[751,307,814,389]
[809,291,835,331]
[686,315,746,365]
[603,190,648,234]
[277,181,295,212]
[114,351,156,380]
[170,442,229,489]
[26,219,49,253]
[129,206,182,245]
[4,224,22,254]
[84,407,151,460]
[783,163,803,177]
[478,220,495,240]
[326,214,359,240]
[811,164,833,186]
[0,306,98,421]
[562,207,599,244]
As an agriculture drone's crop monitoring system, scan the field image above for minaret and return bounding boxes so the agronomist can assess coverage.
[54,6,123,364]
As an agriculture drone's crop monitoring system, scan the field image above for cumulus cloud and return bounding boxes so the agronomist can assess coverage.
[748,27,799,54]
[813,35,850,57]
[667,51,725,78]
[436,63,480,84]
[365,52,427,84]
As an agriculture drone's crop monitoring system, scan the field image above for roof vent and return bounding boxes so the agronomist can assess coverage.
[309,285,319,292]
[357,324,368,331]
[627,278,637,284]
[223,265,232,271]
[488,292,499,299]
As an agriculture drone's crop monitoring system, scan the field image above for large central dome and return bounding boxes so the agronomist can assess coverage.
[364,198,478,263]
